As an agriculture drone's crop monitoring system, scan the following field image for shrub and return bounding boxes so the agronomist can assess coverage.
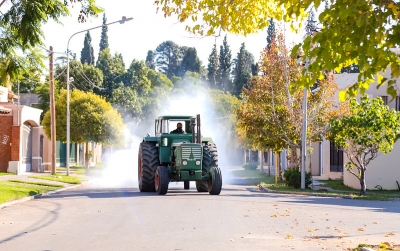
[283,166,312,189]
[243,162,258,170]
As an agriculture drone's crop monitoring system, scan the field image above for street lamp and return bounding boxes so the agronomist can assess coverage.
[65,16,133,175]
[300,15,319,189]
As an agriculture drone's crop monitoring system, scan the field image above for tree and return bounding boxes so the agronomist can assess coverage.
[207,44,219,87]
[266,18,275,51]
[96,48,125,100]
[236,32,347,166]
[330,95,400,195]
[0,0,102,86]
[217,35,232,92]
[99,13,109,54]
[156,0,400,98]
[180,47,201,76]
[42,89,125,170]
[80,31,95,65]
[145,50,155,70]
[232,43,254,96]
[154,40,182,79]
[56,60,103,93]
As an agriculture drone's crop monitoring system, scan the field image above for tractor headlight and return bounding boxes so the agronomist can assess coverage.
[195,160,201,165]
[162,138,168,146]
[182,160,188,166]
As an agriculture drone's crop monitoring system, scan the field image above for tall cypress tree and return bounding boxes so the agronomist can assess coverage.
[80,31,95,65]
[217,35,232,91]
[207,44,219,87]
[232,43,254,96]
[145,50,155,70]
[99,13,109,54]
[266,18,275,51]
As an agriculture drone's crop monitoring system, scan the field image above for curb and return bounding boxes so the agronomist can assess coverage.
[257,186,355,199]
[0,182,85,209]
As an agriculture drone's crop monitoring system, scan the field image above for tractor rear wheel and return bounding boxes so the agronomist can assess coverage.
[155,166,169,195]
[196,142,218,192]
[138,142,158,192]
[208,166,222,195]
[184,181,190,190]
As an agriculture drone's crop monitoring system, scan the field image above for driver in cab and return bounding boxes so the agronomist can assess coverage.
[170,122,185,134]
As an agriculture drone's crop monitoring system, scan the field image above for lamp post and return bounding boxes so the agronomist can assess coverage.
[300,15,318,189]
[65,16,133,175]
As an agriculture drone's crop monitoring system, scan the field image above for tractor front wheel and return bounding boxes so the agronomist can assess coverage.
[138,142,158,192]
[196,142,218,192]
[155,166,169,195]
[208,166,222,195]
[184,181,190,190]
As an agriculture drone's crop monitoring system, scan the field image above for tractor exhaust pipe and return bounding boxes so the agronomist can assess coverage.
[190,117,196,143]
[196,114,201,144]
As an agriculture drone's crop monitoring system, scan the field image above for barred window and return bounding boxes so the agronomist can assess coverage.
[379,96,388,105]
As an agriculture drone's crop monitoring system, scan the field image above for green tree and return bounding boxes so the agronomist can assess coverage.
[99,13,109,54]
[154,40,182,79]
[156,0,400,98]
[207,44,219,87]
[80,31,95,65]
[42,89,125,170]
[217,35,232,92]
[232,43,254,96]
[266,18,275,51]
[56,60,103,93]
[0,0,102,87]
[96,48,125,100]
[329,95,400,195]
[179,47,201,76]
[145,50,155,70]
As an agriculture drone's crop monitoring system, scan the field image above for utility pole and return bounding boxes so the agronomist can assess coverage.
[301,14,318,189]
[49,46,56,175]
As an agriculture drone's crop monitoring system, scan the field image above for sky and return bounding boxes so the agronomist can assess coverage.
[42,0,303,67]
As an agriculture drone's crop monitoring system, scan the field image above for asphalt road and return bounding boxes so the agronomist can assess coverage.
[0,179,399,251]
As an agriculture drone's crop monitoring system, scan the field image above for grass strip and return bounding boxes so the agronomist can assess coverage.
[0,172,14,176]
[28,174,86,184]
[261,182,400,201]
[8,180,64,188]
[0,181,63,204]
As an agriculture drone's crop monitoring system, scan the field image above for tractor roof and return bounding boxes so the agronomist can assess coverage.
[158,115,195,120]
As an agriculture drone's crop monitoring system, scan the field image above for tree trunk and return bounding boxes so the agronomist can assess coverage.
[267,150,271,177]
[289,146,299,167]
[85,142,90,175]
[259,151,264,173]
[360,169,367,195]
[243,148,246,165]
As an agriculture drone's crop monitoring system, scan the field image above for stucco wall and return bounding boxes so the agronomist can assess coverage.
[343,141,400,190]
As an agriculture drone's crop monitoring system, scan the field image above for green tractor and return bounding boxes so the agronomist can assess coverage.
[138,114,222,195]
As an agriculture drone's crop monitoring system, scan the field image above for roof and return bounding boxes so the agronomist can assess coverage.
[158,115,196,120]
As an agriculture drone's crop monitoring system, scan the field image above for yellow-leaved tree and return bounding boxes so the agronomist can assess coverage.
[236,31,349,167]
[42,89,125,171]
[156,0,400,98]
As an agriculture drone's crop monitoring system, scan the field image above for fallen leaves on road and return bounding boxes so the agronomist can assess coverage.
[285,235,292,239]
[357,228,364,231]
[271,214,278,218]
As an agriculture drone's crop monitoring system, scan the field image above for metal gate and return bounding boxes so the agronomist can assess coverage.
[330,141,343,172]
[22,123,33,172]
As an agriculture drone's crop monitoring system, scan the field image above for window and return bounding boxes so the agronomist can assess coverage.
[396,97,400,111]
[379,96,388,105]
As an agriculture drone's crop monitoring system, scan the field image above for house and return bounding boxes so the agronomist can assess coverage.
[309,48,400,190]
[0,86,43,174]
[0,86,102,174]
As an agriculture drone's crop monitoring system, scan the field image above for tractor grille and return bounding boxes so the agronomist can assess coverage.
[182,145,202,160]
